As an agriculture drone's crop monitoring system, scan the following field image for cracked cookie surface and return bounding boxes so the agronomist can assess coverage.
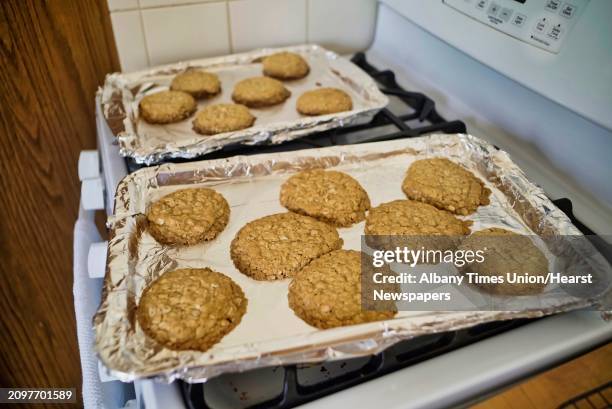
[288,250,396,329]
[170,70,221,99]
[365,199,471,236]
[280,169,370,227]
[459,228,549,295]
[364,199,471,252]
[232,77,291,108]
[193,103,255,135]
[402,158,491,215]
[137,268,247,351]
[139,90,197,124]
[262,51,310,80]
[230,212,343,280]
[146,188,230,246]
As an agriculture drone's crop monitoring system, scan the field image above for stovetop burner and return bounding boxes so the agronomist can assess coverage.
[181,318,531,409]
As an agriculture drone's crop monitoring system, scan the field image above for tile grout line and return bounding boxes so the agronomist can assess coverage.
[305,0,309,44]
[226,0,234,53]
[136,0,153,67]
[109,0,226,13]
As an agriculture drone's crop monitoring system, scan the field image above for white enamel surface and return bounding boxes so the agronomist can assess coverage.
[229,0,307,52]
[109,10,149,71]
[370,4,612,230]
[308,0,378,53]
[141,2,230,65]
[108,0,378,71]
[380,0,612,131]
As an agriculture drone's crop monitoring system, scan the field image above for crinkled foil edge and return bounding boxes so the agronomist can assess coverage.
[95,133,605,384]
[98,44,389,165]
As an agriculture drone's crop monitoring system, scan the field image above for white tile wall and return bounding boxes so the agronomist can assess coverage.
[229,0,306,52]
[141,2,230,65]
[139,0,219,8]
[107,0,139,12]
[109,10,149,71]
[308,0,377,53]
[108,0,377,71]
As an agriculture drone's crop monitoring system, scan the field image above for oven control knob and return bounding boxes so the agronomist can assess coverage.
[88,241,108,279]
[78,150,100,181]
[81,177,105,211]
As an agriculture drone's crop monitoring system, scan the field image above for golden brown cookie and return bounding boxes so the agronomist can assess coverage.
[230,212,343,281]
[402,158,491,215]
[296,88,353,116]
[288,250,397,329]
[146,188,230,246]
[137,268,247,351]
[139,90,197,124]
[192,104,256,135]
[262,51,310,80]
[232,77,291,108]
[458,228,549,296]
[280,169,370,227]
[364,199,471,253]
[365,200,471,236]
[170,70,221,99]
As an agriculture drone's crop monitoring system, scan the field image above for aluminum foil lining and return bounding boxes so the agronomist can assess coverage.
[95,134,603,383]
[98,44,389,165]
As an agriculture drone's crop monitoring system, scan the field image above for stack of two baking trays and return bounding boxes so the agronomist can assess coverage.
[95,45,610,409]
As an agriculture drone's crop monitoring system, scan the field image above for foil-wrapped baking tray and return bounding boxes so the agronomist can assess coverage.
[95,134,608,383]
[99,44,389,165]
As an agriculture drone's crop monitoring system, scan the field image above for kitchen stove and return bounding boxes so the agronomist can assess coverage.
[76,52,611,409]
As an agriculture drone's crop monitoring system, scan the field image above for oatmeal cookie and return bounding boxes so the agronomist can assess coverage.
[296,88,352,116]
[230,212,343,280]
[146,188,230,246]
[232,77,291,108]
[193,104,255,135]
[137,268,247,351]
[365,200,471,236]
[459,228,549,295]
[262,51,310,80]
[280,169,370,227]
[139,90,197,124]
[288,250,397,329]
[170,70,221,99]
[402,158,491,215]
[364,199,471,252]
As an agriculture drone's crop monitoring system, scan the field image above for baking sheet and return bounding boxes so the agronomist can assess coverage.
[99,45,388,165]
[95,133,604,383]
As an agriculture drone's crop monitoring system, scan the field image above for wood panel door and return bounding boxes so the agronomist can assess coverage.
[0,1,119,407]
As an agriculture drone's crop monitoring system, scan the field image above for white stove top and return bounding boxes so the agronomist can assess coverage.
[74,6,612,407]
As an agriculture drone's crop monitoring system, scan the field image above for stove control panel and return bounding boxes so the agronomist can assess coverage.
[443,0,589,53]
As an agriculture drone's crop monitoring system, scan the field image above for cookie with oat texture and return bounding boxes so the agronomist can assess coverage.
[232,77,291,108]
[137,268,247,351]
[288,250,396,329]
[230,212,343,280]
[262,52,310,80]
[193,103,255,135]
[146,188,230,246]
[402,158,491,215]
[170,70,221,99]
[139,90,197,124]
[280,169,370,227]
[296,88,352,116]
